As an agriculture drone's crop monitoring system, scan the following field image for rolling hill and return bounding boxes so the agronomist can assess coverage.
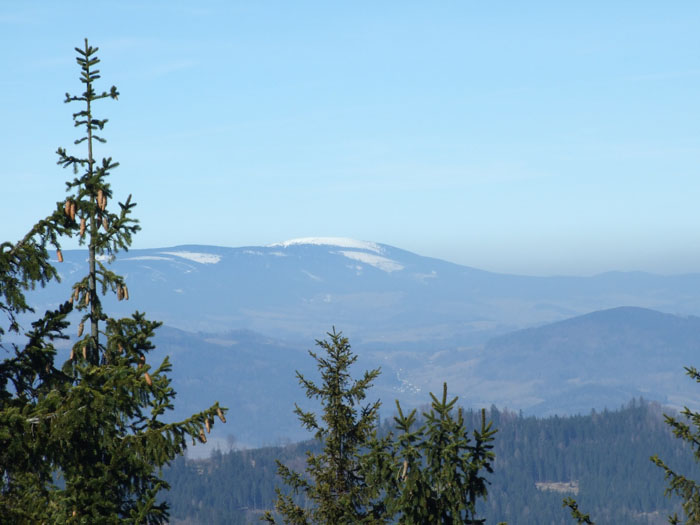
[15,239,700,449]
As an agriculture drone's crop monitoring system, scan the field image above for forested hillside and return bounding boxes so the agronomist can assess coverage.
[165,399,695,524]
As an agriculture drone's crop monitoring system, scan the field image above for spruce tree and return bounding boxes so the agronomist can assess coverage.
[651,366,700,524]
[369,384,500,525]
[263,328,383,524]
[1,39,227,523]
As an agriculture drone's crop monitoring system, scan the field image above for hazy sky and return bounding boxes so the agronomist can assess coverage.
[2,2,700,276]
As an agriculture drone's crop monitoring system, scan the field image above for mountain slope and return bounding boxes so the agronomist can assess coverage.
[468,306,700,414]
[97,306,700,448]
[17,240,700,447]
[27,238,700,346]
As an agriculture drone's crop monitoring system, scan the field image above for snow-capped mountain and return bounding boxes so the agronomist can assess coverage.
[16,238,700,449]
[31,237,700,345]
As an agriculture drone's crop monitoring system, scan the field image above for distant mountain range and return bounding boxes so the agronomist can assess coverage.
[417,306,700,417]
[18,238,700,449]
[30,237,700,344]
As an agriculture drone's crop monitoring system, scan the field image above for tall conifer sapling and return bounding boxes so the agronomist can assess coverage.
[2,39,227,523]
[264,328,383,524]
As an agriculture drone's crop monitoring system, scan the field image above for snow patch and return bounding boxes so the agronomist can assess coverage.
[270,237,382,254]
[347,264,364,276]
[414,270,438,282]
[338,251,403,273]
[243,249,287,257]
[124,256,174,261]
[160,251,221,264]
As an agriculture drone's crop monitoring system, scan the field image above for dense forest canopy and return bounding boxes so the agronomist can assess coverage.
[165,400,697,524]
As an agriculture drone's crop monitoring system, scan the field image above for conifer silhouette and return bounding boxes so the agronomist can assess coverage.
[0,39,226,523]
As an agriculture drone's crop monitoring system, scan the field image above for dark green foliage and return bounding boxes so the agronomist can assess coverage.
[0,189,77,522]
[0,113,81,524]
[563,498,594,524]
[369,384,499,524]
[166,442,321,525]
[263,331,503,524]
[0,217,71,336]
[651,366,700,525]
[0,39,226,523]
[480,400,687,524]
[263,328,382,524]
[165,400,690,524]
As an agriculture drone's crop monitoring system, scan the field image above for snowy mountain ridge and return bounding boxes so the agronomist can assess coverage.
[40,239,700,343]
[23,240,700,448]
[268,237,384,254]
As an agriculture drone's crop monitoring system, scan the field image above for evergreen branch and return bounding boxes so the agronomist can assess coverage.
[562,498,595,524]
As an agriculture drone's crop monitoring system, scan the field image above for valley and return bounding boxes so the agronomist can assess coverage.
[24,239,700,451]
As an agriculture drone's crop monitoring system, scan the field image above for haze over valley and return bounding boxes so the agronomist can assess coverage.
[27,237,700,449]
[5,4,700,521]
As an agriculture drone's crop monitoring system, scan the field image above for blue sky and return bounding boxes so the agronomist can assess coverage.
[2,2,700,275]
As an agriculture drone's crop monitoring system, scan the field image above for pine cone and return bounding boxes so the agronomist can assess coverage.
[79,217,86,237]
[57,249,63,263]
[144,372,152,386]
[199,429,207,444]
[70,348,74,360]
[69,201,76,221]
[216,407,226,423]
[77,322,84,337]
[84,292,90,306]
[64,200,71,217]
[82,345,87,360]
[102,216,109,231]
[117,286,124,301]
[205,418,211,434]
[97,189,104,210]
[123,285,129,300]
[73,287,80,302]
